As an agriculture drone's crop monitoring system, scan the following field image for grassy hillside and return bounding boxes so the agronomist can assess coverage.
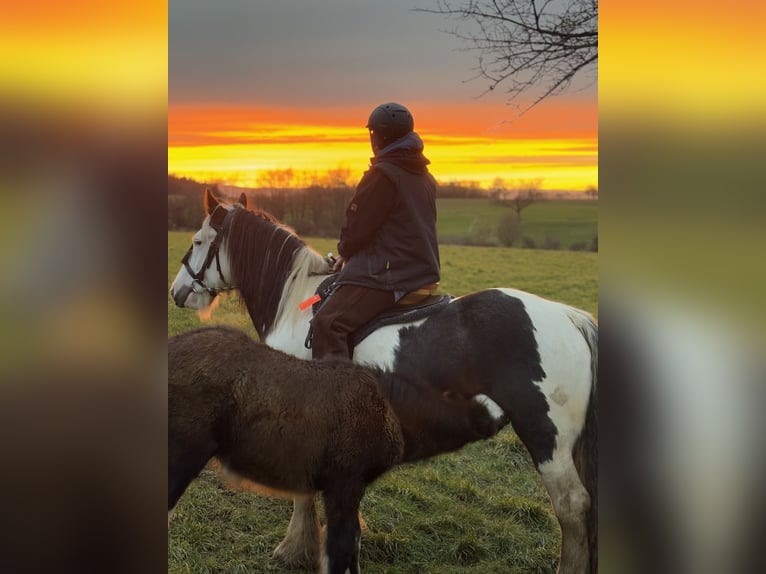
[437,198,597,249]
[167,231,597,573]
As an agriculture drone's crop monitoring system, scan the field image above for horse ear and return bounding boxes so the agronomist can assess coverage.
[204,188,220,215]
[237,192,248,208]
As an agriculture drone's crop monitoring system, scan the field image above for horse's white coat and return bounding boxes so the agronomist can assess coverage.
[265,314,315,359]
[489,288,594,574]
[320,553,328,574]
[271,493,321,568]
[170,215,234,310]
[493,287,594,456]
[353,319,427,370]
[319,553,355,574]
[537,453,591,572]
[474,394,505,422]
[264,271,429,370]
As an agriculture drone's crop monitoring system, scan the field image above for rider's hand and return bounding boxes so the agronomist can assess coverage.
[332,255,346,272]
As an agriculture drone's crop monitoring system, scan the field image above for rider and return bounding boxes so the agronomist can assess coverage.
[311,102,441,360]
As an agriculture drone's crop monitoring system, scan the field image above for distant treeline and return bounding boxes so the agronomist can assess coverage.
[168,175,354,236]
[168,175,505,232]
[168,175,596,252]
[168,175,211,230]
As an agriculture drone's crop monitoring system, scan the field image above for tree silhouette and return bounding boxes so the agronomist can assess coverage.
[509,189,539,222]
[495,179,542,222]
[418,0,598,116]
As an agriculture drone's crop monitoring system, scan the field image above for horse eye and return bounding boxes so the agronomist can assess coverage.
[193,239,202,246]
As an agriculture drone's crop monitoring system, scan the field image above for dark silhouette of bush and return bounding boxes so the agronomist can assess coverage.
[570,241,588,251]
[542,236,561,250]
[497,213,521,246]
[167,175,355,236]
[167,175,220,229]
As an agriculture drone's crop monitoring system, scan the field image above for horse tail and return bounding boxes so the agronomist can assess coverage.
[567,308,598,574]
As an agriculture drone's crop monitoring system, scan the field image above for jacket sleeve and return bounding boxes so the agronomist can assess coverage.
[337,168,397,258]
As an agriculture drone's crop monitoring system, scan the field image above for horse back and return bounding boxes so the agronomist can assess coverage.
[357,288,596,467]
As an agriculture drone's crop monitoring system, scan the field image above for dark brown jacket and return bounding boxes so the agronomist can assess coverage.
[337,133,440,295]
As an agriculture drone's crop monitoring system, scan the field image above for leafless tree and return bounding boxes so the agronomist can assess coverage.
[417,0,598,116]
[509,188,539,222]
[496,179,542,222]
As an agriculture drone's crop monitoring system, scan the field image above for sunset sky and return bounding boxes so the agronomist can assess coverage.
[169,0,597,191]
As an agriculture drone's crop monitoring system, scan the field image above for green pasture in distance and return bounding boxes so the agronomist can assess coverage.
[437,197,598,248]
[438,243,597,317]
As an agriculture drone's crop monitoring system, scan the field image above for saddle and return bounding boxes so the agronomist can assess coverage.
[305,274,452,349]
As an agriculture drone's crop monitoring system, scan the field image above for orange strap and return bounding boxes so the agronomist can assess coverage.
[299,293,322,311]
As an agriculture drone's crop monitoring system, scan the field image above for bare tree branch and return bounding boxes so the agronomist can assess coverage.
[416,0,598,117]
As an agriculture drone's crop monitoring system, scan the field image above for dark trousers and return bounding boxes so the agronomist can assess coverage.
[311,284,396,360]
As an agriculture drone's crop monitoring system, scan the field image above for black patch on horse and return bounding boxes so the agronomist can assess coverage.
[392,289,558,465]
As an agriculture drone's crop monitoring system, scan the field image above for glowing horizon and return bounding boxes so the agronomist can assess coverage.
[169,102,598,191]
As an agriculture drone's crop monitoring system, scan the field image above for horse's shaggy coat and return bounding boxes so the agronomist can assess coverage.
[168,326,502,574]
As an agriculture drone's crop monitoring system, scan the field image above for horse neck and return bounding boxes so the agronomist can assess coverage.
[225,210,329,339]
[378,373,487,463]
[270,248,332,340]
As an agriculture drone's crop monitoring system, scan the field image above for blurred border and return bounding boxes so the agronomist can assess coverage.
[0,1,168,572]
[601,1,765,572]
[2,1,764,573]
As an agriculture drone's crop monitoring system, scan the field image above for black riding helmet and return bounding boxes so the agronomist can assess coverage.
[366,102,414,152]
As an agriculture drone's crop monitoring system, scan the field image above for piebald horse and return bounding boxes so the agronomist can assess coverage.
[170,189,598,574]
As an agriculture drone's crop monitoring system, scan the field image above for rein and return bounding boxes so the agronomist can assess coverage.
[180,205,236,297]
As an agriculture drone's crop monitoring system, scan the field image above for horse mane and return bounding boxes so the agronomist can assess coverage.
[221,206,329,337]
[275,247,332,329]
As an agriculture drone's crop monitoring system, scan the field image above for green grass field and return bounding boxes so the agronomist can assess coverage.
[168,231,597,574]
[437,198,597,249]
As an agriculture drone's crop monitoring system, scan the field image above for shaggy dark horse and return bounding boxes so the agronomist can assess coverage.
[168,326,505,574]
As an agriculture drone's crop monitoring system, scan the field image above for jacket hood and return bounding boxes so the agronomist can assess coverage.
[371,131,430,174]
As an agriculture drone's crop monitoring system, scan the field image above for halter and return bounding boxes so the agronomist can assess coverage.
[180,205,236,297]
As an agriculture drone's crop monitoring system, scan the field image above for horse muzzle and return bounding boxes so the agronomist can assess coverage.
[171,284,193,308]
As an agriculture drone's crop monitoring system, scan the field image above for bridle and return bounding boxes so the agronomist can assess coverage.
[180,205,236,297]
